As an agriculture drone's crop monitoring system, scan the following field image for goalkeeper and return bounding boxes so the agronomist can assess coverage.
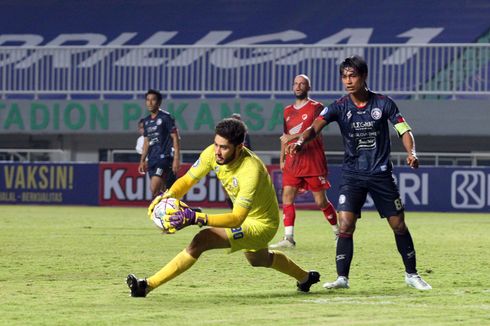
[127,118,320,297]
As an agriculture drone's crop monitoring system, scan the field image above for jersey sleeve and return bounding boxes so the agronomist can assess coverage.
[317,102,337,124]
[169,115,178,134]
[386,98,412,136]
[186,145,214,181]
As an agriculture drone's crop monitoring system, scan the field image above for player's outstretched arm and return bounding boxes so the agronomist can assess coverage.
[164,205,249,233]
[285,119,327,155]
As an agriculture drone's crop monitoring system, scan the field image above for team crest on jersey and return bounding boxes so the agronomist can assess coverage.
[371,108,382,120]
[302,114,308,120]
[156,118,162,125]
[214,165,220,173]
[192,159,200,168]
[232,177,238,188]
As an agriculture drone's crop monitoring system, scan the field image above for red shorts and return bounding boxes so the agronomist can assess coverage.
[282,172,331,192]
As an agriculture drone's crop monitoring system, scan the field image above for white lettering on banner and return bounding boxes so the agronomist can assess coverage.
[187,178,207,201]
[276,28,372,65]
[383,28,444,64]
[184,171,226,202]
[451,171,487,209]
[103,168,152,201]
[399,173,429,205]
[0,28,445,69]
[209,30,305,68]
[392,173,429,206]
[16,33,107,69]
[125,177,144,200]
[104,169,125,200]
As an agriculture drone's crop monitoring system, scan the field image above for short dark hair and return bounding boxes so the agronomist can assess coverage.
[339,55,368,77]
[145,89,163,103]
[215,118,247,146]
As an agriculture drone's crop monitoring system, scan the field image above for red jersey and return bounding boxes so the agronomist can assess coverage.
[283,99,327,177]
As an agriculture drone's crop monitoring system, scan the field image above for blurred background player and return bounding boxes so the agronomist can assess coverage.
[127,118,320,297]
[138,89,180,197]
[287,56,431,291]
[135,118,145,155]
[231,113,252,150]
[270,74,338,249]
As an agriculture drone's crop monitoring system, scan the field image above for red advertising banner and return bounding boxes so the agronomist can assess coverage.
[98,162,317,208]
[99,163,233,207]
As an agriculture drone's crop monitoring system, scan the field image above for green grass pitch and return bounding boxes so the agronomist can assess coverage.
[1,205,489,325]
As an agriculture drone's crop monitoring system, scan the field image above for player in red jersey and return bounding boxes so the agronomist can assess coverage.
[270,74,338,249]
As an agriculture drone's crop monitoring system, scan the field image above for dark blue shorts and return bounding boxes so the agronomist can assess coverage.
[337,172,404,218]
[147,158,176,187]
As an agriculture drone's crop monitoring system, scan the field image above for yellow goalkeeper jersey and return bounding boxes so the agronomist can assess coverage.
[187,144,279,228]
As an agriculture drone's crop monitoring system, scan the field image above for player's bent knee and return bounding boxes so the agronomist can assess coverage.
[187,231,210,257]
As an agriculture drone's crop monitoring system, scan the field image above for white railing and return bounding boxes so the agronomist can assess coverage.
[0,149,69,162]
[1,148,488,166]
[0,44,489,99]
[106,149,490,167]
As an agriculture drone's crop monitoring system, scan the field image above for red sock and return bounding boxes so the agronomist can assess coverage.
[322,202,337,226]
[283,204,296,227]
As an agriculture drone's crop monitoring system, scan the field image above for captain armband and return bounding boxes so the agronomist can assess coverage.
[394,121,412,137]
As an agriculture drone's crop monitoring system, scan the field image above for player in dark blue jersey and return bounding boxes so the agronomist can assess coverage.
[138,89,181,198]
[286,56,431,291]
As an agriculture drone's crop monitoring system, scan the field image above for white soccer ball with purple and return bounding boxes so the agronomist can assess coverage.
[151,197,182,231]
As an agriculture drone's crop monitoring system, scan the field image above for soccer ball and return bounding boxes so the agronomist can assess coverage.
[151,197,183,231]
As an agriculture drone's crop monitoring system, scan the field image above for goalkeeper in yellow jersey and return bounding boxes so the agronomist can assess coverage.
[127,118,320,297]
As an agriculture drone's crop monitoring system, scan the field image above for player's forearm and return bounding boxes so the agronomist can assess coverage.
[280,142,286,164]
[206,205,248,228]
[401,131,416,156]
[140,140,149,162]
[167,173,196,199]
[172,133,181,161]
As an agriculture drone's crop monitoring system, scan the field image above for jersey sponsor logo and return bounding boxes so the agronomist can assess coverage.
[356,138,376,151]
[451,171,486,208]
[371,108,382,120]
[352,121,375,129]
[346,110,352,121]
[289,122,303,134]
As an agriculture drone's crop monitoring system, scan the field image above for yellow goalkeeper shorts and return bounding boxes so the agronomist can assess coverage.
[225,218,278,253]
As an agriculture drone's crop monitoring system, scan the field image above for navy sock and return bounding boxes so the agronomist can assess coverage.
[395,231,417,274]
[336,233,353,278]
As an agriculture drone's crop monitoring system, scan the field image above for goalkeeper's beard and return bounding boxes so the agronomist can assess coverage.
[216,147,238,165]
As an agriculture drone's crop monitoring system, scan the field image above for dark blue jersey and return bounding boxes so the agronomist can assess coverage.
[319,91,409,175]
[143,110,178,162]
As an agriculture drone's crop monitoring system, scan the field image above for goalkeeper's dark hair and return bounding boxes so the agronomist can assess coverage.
[215,118,247,146]
[145,89,163,103]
